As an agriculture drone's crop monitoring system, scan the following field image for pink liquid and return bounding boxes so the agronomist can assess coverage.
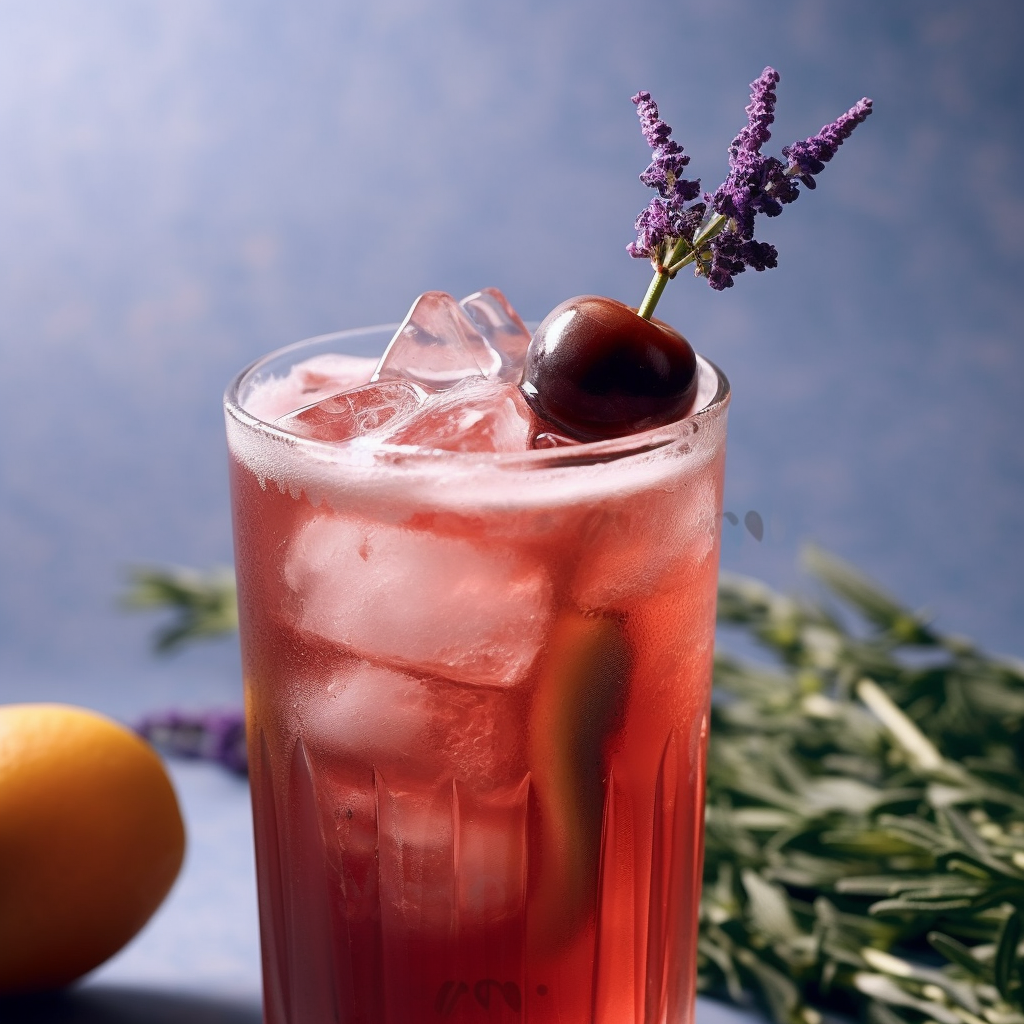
[228,354,728,1024]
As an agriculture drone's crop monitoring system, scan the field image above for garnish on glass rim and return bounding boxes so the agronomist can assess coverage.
[521,68,872,442]
[630,67,873,314]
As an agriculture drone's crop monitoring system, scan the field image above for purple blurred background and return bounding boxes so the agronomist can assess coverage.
[1,0,1022,697]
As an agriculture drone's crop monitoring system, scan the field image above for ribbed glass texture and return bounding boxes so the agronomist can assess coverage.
[227,327,729,1023]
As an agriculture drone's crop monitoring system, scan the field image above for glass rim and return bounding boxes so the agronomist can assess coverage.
[224,323,731,470]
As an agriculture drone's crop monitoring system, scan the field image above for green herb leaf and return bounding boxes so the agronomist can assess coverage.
[703,545,1024,1022]
[928,931,989,981]
[995,911,1023,1000]
[123,565,238,653]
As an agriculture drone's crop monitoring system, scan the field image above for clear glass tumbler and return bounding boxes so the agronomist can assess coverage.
[224,325,729,1024]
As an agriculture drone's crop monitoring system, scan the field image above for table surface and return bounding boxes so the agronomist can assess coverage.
[0,755,761,1024]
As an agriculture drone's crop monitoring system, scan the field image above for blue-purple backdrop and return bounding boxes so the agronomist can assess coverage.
[1,0,1021,708]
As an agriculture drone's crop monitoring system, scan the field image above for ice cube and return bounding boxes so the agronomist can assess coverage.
[459,287,532,383]
[571,470,720,609]
[290,353,380,399]
[373,291,499,389]
[283,515,552,687]
[376,773,531,939]
[275,380,425,443]
[306,662,437,768]
[381,376,536,453]
[374,289,531,390]
[247,353,379,422]
[302,661,522,787]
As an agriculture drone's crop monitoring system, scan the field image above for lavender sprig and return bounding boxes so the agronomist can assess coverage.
[136,709,248,774]
[626,90,702,266]
[782,96,874,186]
[630,68,872,317]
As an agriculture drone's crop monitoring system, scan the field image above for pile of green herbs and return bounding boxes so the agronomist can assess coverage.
[706,546,1024,1024]
[127,549,1024,1024]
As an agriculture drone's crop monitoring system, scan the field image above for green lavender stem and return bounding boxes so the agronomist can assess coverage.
[637,269,671,320]
[637,213,728,321]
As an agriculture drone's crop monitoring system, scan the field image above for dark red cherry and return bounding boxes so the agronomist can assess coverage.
[520,295,698,442]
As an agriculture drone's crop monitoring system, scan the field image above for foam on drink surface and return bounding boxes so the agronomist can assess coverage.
[226,289,724,518]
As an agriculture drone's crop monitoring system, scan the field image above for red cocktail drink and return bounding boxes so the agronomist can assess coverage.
[225,296,729,1024]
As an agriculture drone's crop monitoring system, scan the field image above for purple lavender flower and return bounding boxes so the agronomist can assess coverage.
[727,66,780,176]
[742,238,779,272]
[706,231,745,291]
[782,97,874,187]
[630,70,872,309]
[706,231,779,291]
[137,708,248,774]
[705,70,870,290]
[627,198,671,260]
[709,69,799,241]
[627,198,707,261]
[627,91,701,262]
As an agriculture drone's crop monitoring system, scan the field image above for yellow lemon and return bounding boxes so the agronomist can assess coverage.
[0,703,186,993]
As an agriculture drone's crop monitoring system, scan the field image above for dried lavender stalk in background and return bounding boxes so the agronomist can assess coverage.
[137,709,247,774]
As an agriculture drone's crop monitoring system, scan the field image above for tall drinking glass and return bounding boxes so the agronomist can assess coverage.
[225,324,729,1024]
